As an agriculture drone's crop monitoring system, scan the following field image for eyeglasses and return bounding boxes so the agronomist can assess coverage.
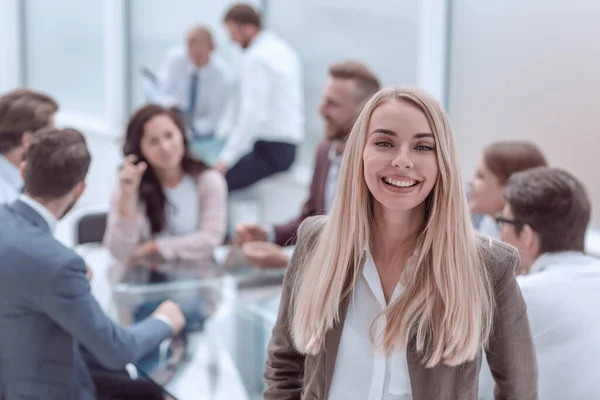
[494,215,524,230]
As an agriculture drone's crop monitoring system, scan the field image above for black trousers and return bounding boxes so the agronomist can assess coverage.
[92,371,165,400]
[225,140,296,191]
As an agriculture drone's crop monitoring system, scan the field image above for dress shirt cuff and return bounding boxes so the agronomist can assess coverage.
[265,224,276,243]
[152,314,173,332]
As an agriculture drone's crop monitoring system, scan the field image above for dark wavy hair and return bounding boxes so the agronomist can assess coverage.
[123,104,208,234]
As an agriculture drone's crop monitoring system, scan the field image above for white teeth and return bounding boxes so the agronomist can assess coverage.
[383,177,418,188]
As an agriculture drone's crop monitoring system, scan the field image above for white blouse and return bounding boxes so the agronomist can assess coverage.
[328,251,413,400]
[162,174,199,236]
[140,174,199,239]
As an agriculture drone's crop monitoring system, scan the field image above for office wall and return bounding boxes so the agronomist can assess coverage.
[22,0,105,115]
[449,0,600,226]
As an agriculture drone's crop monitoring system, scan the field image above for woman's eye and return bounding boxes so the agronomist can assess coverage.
[375,141,392,147]
[415,145,434,151]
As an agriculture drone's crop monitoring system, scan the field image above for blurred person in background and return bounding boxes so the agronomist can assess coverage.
[103,104,227,263]
[235,61,381,268]
[468,140,547,239]
[479,167,600,399]
[0,128,185,400]
[0,88,58,204]
[156,24,232,165]
[214,3,304,191]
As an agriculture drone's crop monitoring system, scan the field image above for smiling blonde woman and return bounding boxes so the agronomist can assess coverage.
[264,87,538,400]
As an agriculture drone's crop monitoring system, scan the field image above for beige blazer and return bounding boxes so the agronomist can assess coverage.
[264,216,538,400]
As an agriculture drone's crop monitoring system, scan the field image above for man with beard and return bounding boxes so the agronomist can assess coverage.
[214,3,304,191]
[0,128,186,400]
[235,61,381,267]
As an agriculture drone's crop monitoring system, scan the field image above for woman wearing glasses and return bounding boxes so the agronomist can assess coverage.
[468,141,547,239]
[264,87,538,399]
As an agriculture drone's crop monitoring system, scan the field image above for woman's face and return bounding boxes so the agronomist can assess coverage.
[468,157,505,216]
[362,100,439,215]
[139,114,185,171]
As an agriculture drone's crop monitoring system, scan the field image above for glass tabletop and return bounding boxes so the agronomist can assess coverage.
[82,247,285,400]
[78,245,286,399]
[110,258,232,308]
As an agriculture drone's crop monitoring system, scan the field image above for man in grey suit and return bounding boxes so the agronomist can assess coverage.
[0,128,185,400]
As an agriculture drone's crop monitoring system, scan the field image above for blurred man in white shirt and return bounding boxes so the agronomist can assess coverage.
[157,24,232,165]
[479,167,600,400]
[215,3,304,191]
[0,89,58,204]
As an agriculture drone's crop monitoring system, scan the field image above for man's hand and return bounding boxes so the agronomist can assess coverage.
[242,242,289,268]
[153,300,186,335]
[213,161,229,175]
[235,223,269,244]
[86,266,93,281]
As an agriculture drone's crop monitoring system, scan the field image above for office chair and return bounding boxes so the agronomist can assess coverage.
[75,211,108,246]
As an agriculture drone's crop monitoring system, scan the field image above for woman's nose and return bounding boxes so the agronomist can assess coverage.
[391,149,414,169]
[160,140,171,152]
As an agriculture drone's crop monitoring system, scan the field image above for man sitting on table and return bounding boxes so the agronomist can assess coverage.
[478,167,600,400]
[235,61,381,267]
[0,128,185,400]
[214,3,304,191]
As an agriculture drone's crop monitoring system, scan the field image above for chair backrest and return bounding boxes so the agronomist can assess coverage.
[76,212,108,246]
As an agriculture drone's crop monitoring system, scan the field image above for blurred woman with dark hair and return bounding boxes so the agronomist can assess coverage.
[104,104,227,263]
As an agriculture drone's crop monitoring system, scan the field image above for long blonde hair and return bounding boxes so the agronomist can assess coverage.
[291,87,494,367]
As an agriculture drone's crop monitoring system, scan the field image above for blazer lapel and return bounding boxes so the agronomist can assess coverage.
[8,200,51,234]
